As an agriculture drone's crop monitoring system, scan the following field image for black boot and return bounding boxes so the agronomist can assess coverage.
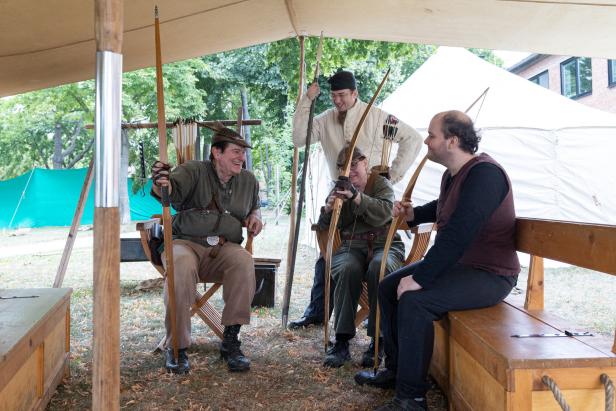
[165,348,190,374]
[355,367,396,389]
[288,316,323,329]
[220,325,250,372]
[323,339,351,368]
[360,337,384,368]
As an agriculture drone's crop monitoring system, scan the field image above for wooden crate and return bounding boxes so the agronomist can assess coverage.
[0,288,71,411]
[444,302,616,411]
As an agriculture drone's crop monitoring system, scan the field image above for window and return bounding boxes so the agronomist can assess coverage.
[529,70,549,88]
[609,60,616,87]
[560,57,592,99]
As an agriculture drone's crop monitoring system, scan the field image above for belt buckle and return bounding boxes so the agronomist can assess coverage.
[206,235,220,246]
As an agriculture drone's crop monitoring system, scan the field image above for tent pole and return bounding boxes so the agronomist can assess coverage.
[92,0,122,410]
[281,34,306,327]
[8,168,35,229]
[54,158,94,288]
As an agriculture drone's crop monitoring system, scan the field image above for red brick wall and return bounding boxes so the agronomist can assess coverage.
[513,55,616,114]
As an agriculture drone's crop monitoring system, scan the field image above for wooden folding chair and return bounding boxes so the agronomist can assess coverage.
[135,216,269,341]
[311,222,435,327]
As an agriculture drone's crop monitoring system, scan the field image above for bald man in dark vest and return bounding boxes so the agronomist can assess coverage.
[356,111,520,411]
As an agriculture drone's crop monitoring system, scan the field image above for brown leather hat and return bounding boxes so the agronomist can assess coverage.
[204,121,252,148]
[336,145,366,168]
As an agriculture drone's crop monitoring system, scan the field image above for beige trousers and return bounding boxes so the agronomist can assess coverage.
[162,239,255,349]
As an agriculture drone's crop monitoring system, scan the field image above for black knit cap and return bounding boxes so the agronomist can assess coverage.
[203,121,252,148]
[328,70,357,91]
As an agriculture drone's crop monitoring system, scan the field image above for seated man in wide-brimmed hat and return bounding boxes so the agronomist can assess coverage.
[151,122,262,374]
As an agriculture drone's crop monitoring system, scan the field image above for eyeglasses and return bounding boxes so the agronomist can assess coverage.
[337,157,365,170]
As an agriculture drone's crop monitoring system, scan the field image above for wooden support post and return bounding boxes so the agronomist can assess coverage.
[93,209,120,410]
[524,255,544,310]
[93,0,122,410]
[54,158,94,288]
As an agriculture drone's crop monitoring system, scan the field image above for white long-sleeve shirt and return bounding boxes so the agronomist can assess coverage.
[292,95,423,183]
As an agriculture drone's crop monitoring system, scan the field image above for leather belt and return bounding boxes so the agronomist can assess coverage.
[340,229,387,241]
[340,229,388,263]
[183,234,227,258]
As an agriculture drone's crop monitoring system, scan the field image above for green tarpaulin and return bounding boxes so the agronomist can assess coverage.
[0,168,164,228]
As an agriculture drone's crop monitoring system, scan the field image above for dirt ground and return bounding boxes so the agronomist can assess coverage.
[1,211,614,410]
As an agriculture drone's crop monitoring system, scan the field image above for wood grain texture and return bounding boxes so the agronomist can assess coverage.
[516,218,616,275]
[95,0,123,53]
[0,288,71,410]
[92,207,120,411]
[509,369,533,411]
[450,339,505,410]
[524,255,544,310]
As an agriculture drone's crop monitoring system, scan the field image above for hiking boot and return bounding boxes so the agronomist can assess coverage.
[360,337,384,368]
[374,396,427,411]
[323,339,351,368]
[220,325,250,372]
[354,368,396,389]
[165,348,190,374]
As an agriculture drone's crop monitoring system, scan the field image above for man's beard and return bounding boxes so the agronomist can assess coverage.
[337,110,347,125]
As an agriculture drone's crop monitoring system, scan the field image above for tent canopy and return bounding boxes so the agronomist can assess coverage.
[380,47,616,225]
[3,0,616,97]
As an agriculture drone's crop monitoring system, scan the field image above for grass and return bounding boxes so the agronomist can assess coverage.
[0,212,614,410]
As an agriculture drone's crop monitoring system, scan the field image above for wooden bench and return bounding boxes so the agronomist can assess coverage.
[0,288,71,411]
[430,218,616,410]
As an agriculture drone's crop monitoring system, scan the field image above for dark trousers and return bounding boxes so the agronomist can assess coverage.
[379,262,517,399]
[302,257,335,321]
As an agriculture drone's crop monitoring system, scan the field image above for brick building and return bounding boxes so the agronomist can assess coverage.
[509,54,616,114]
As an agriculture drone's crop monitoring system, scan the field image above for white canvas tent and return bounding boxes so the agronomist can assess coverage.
[305,47,616,261]
[378,47,616,225]
[306,47,616,235]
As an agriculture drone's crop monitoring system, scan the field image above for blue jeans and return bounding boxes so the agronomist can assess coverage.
[379,262,516,399]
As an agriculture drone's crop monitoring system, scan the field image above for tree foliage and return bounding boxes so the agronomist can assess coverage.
[0,40,501,209]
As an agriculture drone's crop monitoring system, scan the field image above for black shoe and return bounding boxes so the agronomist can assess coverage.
[288,316,323,329]
[221,325,250,372]
[165,348,190,374]
[354,368,396,389]
[360,338,384,368]
[374,396,427,411]
[323,340,351,368]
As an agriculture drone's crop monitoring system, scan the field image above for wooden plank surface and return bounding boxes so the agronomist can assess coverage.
[0,288,71,409]
[0,288,71,359]
[449,302,616,390]
[516,218,616,275]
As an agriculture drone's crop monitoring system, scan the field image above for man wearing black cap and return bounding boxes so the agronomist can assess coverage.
[317,146,404,368]
[292,69,423,184]
[151,122,262,374]
[289,70,422,337]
